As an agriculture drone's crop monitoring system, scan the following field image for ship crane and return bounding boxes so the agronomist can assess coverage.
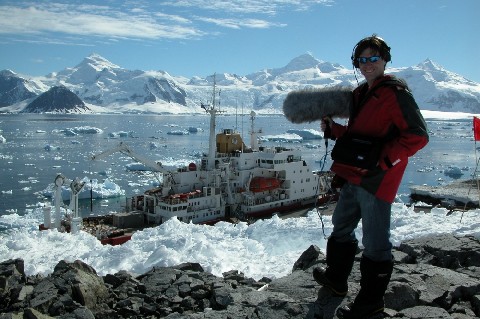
[45,174,85,233]
[69,178,85,234]
[53,174,66,230]
[91,141,174,186]
[91,142,167,172]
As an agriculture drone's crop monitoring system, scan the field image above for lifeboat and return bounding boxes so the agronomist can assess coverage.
[249,176,281,193]
[167,190,202,203]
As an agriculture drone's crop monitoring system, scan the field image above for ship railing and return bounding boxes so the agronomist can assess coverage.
[242,196,282,206]
[316,171,334,192]
[216,153,235,159]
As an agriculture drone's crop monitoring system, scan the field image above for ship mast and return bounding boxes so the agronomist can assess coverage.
[250,111,258,150]
[203,73,223,170]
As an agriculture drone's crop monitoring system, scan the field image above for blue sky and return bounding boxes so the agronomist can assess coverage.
[0,0,478,82]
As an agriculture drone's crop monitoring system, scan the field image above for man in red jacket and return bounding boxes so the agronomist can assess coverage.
[314,35,429,319]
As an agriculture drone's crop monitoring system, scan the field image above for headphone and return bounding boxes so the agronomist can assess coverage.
[351,35,391,68]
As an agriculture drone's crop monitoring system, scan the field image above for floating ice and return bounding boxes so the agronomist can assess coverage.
[40,177,125,201]
[70,126,103,134]
[108,131,132,138]
[63,129,77,136]
[167,130,190,135]
[44,144,61,151]
[260,133,302,143]
[286,129,322,140]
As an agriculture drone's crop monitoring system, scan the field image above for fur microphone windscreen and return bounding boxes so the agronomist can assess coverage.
[282,87,353,123]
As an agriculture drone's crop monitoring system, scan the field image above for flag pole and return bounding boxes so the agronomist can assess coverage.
[474,117,480,210]
[463,116,480,222]
[464,140,480,223]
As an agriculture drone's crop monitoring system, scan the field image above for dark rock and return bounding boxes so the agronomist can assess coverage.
[399,305,451,318]
[103,274,123,288]
[398,234,480,268]
[29,280,59,313]
[0,70,37,107]
[173,263,204,272]
[21,86,89,114]
[54,260,108,312]
[292,244,322,271]
[70,307,95,319]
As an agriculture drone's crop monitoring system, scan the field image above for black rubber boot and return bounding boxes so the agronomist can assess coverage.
[313,237,358,296]
[336,256,394,319]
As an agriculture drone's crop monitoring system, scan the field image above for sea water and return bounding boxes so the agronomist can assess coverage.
[0,113,476,221]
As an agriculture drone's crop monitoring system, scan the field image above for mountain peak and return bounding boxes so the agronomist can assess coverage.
[22,85,88,113]
[0,69,18,77]
[57,53,122,85]
[284,53,322,72]
[78,53,120,71]
[418,59,445,72]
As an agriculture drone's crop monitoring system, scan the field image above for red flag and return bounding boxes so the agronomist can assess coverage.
[474,117,480,141]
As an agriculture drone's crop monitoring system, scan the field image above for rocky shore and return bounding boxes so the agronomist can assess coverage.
[1,233,480,319]
[410,179,480,209]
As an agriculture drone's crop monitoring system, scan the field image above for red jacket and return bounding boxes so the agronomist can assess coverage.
[329,75,429,203]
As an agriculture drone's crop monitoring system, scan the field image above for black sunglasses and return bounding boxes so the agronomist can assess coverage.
[357,56,381,64]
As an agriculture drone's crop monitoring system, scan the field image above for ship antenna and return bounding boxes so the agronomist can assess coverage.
[250,111,257,150]
[235,98,238,132]
[204,73,224,170]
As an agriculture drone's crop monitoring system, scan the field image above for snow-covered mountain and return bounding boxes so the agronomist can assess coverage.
[1,53,479,114]
[0,70,46,108]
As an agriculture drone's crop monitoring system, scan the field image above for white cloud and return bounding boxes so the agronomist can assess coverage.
[196,16,285,29]
[0,0,331,42]
[0,4,202,40]
[161,0,333,14]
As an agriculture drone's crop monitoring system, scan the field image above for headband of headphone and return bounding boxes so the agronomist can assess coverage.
[351,35,391,68]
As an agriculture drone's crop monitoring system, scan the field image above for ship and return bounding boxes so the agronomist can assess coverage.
[115,81,333,225]
[39,77,334,244]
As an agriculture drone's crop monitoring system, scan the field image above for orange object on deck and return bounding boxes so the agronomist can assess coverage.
[100,234,132,246]
[249,177,281,192]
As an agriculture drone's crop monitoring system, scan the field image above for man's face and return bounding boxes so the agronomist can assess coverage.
[358,48,386,84]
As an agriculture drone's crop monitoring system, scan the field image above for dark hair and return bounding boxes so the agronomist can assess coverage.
[351,34,391,68]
